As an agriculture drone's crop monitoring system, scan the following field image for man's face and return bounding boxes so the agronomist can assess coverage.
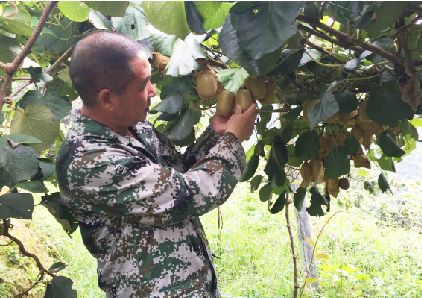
[113,52,155,126]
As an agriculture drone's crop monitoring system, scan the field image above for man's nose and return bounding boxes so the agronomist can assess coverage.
[148,82,156,97]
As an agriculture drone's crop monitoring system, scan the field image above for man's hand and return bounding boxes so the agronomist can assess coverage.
[211,114,229,135]
[226,103,258,142]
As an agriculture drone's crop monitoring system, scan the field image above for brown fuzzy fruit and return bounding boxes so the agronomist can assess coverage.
[326,178,339,197]
[216,90,235,117]
[300,161,313,187]
[235,89,254,112]
[310,159,324,183]
[152,52,169,72]
[338,177,350,190]
[352,156,371,169]
[259,83,277,105]
[196,70,218,100]
[245,76,266,99]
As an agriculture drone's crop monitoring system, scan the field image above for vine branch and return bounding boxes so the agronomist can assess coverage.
[0,1,57,109]
[285,193,299,298]
[297,15,402,65]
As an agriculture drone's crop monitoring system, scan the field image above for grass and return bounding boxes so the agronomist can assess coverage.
[0,171,421,298]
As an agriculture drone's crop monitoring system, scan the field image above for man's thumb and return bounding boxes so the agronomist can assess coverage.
[234,104,242,114]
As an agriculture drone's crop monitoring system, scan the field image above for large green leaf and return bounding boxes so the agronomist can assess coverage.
[0,34,20,63]
[86,1,129,17]
[241,154,259,182]
[185,2,205,34]
[230,2,303,60]
[167,109,201,141]
[295,130,320,161]
[377,131,405,158]
[10,104,60,153]
[364,2,409,38]
[0,3,32,37]
[0,134,42,145]
[111,5,149,41]
[271,135,288,168]
[217,68,249,93]
[149,28,177,56]
[195,2,233,30]
[58,1,90,22]
[143,1,191,38]
[378,173,390,193]
[44,276,77,298]
[324,150,350,179]
[41,193,78,234]
[153,95,184,114]
[307,187,327,216]
[294,187,306,210]
[307,87,339,129]
[270,192,286,214]
[166,35,205,76]
[367,81,413,125]
[34,19,80,53]
[0,143,39,187]
[259,183,273,202]
[88,10,112,30]
[17,181,48,193]
[335,91,358,114]
[271,48,305,75]
[0,193,34,219]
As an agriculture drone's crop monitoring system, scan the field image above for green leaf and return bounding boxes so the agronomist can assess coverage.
[230,2,303,60]
[149,28,177,56]
[286,144,302,167]
[0,134,42,145]
[195,2,233,30]
[271,135,288,168]
[0,4,32,37]
[365,2,409,38]
[17,181,47,193]
[308,87,339,129]
[376,155,396,172]
[44,276,77,298]
[241,154,259,182]
[367,81,413,125]
[378,173,390,193]
[143,1,191,38]
[295,130,320,161]
[217,68,249,93]
[307,187,327,217]
[166,35,205,76]
[0,34,20,63]
[10,104,60,153]
[339,133,359,156]
[271,48,305,75]
[41,193,78,234]
[270,192,286,214]
[250,175,263,192]
[86,1,129,17]
[410,118,422,127]
[294,187,306,210]
[0,193,34,219]
[324,150,350,179]
[377,131,405,158]
[44,90,72,120]
[34,19,80,54]
[335,91,358,114]
[38,159,55,180]
[167,109,200,141]
[0,143,39,187]
[58,2,90,22]
[48,262,67,274]
[259,183,273,202]
[185,2,205,34]
[111,5,149,41]
[153,95,184,114]
[88,10,112,30]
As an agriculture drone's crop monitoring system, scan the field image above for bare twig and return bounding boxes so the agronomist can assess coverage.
[304,40,345,64]
[297,15,402,65]
[15,273,45,298]
[0,1,57,108]
[1,220,54,278]
[299,211,343,298]
[285,193,299,298]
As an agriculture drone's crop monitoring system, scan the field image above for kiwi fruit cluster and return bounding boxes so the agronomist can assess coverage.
[196,73,278,118]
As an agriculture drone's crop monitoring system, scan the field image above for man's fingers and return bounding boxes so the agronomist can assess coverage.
[234,104,242,114]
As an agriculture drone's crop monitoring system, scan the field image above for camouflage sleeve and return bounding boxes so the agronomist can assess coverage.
[65,132,245,225]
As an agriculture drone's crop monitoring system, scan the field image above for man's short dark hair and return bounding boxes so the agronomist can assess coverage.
[70,31,144,107]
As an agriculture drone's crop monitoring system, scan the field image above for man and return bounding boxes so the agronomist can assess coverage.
[56,31,257,298]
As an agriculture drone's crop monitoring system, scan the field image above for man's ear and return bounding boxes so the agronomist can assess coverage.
[97,89,114,112]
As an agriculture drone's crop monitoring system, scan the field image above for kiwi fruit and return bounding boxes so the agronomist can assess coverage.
[235,89,254,112]
[245,76,266,99]
[338,177,350,190]
[259,83,277,105]
[216,90,235,117]
[196,70,217,100]
[152,52,169,71]
[326,178,339,197]
[310,159,324,183]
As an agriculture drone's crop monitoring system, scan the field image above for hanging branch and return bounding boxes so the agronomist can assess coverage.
[285,193,299,298]
[297,15,402,65]
[1,220,54,278]
[0,1,57,109]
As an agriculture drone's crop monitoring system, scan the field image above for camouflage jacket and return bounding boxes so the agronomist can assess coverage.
[56,110,246,298]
